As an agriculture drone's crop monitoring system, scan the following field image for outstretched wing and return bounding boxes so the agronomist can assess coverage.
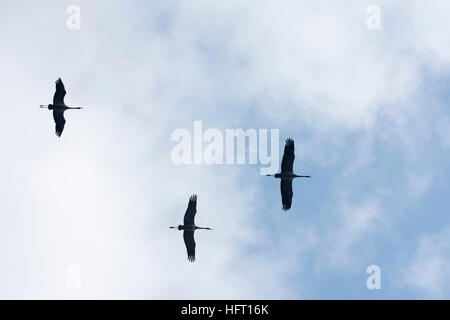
[53,110,66,137]
[280,179,293,211]
[53,78,66,105]
[183,194,197,226]
[183,230,196,262]
[281,138,295,173]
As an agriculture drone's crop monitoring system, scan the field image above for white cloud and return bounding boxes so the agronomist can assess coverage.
[404,228,450,296]
[322,196,387,267]
[407,172,432,199]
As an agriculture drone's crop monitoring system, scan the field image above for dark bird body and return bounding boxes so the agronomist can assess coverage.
[267,138,311,211]
[40,78,83,137]
[170,195,212,262]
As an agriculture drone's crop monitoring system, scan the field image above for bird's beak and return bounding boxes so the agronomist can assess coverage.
[39,105,46,108]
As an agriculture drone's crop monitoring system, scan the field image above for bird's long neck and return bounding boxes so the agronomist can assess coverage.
[293,174,311,178]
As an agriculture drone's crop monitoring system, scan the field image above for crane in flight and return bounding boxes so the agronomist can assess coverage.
[266,138,311,211]
[170,195,212,262]
[40,78,83,137]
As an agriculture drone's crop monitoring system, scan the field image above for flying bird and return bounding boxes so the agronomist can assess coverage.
[266,138,311,211]
[170,195,212,262]
[40,78,83,137]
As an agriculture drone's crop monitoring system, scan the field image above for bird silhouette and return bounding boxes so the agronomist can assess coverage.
[40,78,83,137]
[266,138,311,211]
[170,195,212,262]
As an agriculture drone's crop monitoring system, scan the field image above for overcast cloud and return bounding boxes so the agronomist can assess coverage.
[0,0,449,299]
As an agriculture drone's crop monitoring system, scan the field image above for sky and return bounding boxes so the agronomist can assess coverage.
[0,0,449,299]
